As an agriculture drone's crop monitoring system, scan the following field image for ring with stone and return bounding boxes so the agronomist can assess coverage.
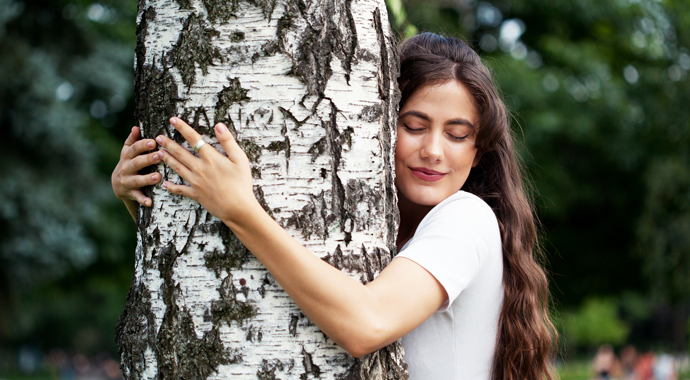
[193,140,206,153]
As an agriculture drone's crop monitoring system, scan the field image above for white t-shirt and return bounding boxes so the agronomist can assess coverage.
[395,191,504,380]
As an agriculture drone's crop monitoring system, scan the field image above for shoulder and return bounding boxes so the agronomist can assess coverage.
[420,191,498,234]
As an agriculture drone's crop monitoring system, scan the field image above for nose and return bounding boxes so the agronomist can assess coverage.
[419,131,443,163]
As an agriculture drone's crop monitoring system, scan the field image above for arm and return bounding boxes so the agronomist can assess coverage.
[158,118,447,357]
[111,126,163,220]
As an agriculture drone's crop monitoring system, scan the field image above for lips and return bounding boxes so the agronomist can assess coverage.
[409,167,446,182]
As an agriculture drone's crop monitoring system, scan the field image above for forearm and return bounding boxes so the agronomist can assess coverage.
[123,198,138,221]
[223,202,393,356]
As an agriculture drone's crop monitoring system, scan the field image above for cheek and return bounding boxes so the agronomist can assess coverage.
[394,132,413,164]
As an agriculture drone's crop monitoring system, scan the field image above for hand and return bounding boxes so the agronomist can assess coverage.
[112,126,162,217]
[156,117,257,224]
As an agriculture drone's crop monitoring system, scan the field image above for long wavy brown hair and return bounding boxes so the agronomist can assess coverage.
[398,32,558,380]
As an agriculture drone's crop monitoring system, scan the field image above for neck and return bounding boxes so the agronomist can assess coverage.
[396,191,434,251]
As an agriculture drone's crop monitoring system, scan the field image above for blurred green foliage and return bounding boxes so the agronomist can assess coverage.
[0,0,137,359]
[401,0,690,342]
[563,298,630,347]
[0,0,688,370]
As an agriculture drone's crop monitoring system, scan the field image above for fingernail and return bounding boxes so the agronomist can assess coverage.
[156,136,163,144]
[147,141,155,148]
[216,123,228,134]
[162,182,168,188]
[158,150,164,157]
[151,174,157,180]
[170,117,177,125]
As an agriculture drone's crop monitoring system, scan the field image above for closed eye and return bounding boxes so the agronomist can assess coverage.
[402,123,425,133]
[447,133,469,141]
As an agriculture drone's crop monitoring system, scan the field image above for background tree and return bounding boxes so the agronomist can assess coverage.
[0,0,138,364]
[115,0,406,379]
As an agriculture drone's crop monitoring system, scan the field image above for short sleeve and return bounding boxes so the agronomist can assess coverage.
[395,192,497,311]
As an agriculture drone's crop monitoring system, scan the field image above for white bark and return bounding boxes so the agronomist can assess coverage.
[116,0,404,379]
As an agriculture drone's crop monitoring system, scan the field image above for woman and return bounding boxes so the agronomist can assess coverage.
[112,32,557,379]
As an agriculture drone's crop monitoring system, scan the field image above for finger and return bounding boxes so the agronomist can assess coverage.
[124,126,140,146]
[127,151,163,173]
[126,138,158,160]
[158,148,195,181]
[214,123,246,163]
[123,172,162,190]
[162,181,198,199]
[155,134,199,169]
[169,117,210,157]
[130,189,153,207]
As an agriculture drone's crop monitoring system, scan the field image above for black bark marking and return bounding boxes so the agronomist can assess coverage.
[325,102,348,236]
[286,192,332,240]
[254,185,275,218]
[239,139,262,179]
[134,7,154,88]
[157,306,243,379]
[357,48,377,63]
[202,0,240,24]
[134,8,179,229]
[257,359,287,380]
[246,324,263,342]
[275,0,358,98]
[214,77,251,126]
[278,106,308,130]
[252,0,278,21]
[202,0,278,24]
[357,105,382,123]
[170,14,222,90]
[321,244,344,270]
[258,273,273,298]
[174,0,192,9]
[308,137,328,162]
[321,245,391,285]
[373,7,400,253]
[300,347,322,380]
[179,106,213,138]
[266,137,291,170]
[340,344,408,380]
[231,30,245,42]
[289,314,299,337]
[136,64,180,150]
[115,282,156,380]
[344,179,382,233]
[201,222,252,277]
[154,243,243,379]
[211,275,256,327]
[238,139,262,162]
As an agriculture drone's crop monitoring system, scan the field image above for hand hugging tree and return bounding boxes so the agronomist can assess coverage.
[114,0,405,379]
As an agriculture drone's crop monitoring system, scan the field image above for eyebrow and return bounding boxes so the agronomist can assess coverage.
[399,110,475,129]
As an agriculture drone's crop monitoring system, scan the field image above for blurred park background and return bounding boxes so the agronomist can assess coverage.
[0,0,689,379]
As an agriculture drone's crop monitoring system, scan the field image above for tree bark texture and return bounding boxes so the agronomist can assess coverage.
[116,0,405,379]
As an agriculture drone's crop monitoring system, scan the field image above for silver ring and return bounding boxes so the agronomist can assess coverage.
[193,140,206,153]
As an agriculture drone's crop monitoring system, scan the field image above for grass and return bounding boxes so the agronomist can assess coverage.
[558,360,592,380]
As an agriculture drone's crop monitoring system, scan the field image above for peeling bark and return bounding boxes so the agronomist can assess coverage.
[116,0,404,378]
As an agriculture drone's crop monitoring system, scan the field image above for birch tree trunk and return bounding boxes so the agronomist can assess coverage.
[115,0,404,378]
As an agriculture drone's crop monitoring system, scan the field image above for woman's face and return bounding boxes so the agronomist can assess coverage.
[395,80,480,207]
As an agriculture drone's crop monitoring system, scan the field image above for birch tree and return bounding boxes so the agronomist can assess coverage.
[115,0,405,378]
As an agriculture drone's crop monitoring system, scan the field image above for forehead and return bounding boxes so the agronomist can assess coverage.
[400,80,478,125]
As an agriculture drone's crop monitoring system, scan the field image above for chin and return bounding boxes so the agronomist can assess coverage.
[400,188,450,207]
